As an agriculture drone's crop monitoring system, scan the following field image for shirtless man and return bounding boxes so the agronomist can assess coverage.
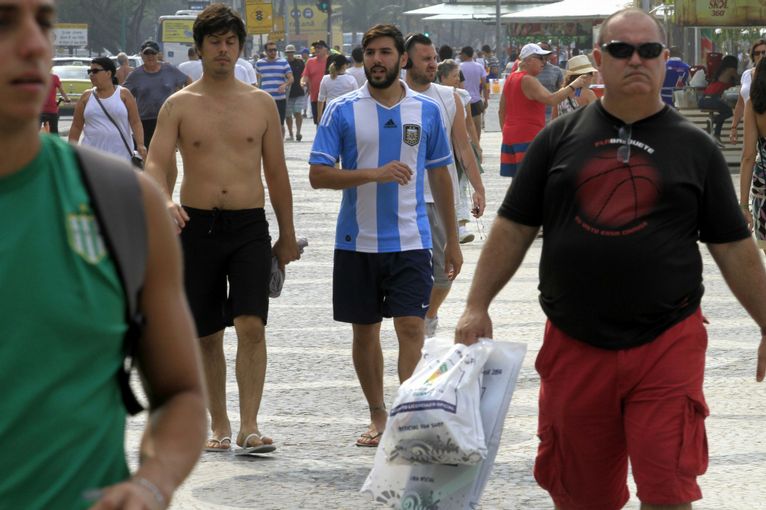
[115,52,133,84]
[145,3,300,454]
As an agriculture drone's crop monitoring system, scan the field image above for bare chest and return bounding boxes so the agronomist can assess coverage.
[178,97,267,153]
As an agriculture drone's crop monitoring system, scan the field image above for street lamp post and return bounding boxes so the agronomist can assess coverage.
[496,0,501,61]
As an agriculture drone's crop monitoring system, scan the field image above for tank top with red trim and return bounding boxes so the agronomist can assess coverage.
[501,71,545,144]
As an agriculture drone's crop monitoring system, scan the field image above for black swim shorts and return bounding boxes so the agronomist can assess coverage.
[180,207,271,337]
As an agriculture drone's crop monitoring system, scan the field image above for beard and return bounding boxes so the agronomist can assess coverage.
[364,63,400,89]
[408,67,434,86]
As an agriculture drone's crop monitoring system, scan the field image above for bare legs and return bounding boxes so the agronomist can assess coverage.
[352,322,386,432]
[199,330,230,446]
[472,113,482,143]
[285,111,303,140]
[198,315,272,449]
[425,286,450,322]
[352,316,425,433]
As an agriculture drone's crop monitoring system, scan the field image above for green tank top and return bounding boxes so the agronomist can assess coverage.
[0,135,129,509]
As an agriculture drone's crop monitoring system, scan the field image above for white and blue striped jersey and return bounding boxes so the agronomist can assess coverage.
[309,80,453,253]
[255,57,291,100]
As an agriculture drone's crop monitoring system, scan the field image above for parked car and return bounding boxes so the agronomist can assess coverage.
[52,56,92,67]
[51,65,90,113]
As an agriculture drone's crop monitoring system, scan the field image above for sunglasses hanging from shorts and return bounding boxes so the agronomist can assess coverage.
[601,41,665,59]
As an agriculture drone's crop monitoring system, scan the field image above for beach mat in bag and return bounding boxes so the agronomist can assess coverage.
[361,337,527,509]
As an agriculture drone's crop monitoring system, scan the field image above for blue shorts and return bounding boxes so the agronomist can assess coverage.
[333,249,433,324]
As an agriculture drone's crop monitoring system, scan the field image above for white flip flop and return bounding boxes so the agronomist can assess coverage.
[235,433,276,455]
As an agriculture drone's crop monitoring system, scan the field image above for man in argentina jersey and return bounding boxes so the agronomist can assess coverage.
[255,41,293,135]
[309,24,462,447]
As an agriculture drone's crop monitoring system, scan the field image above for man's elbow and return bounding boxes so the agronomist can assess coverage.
[309,166,326,189]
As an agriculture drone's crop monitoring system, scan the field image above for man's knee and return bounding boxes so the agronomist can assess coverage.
[394,317,425,343]
[234,315,265,343]
[199,330,224,347]
[352,322,381,345]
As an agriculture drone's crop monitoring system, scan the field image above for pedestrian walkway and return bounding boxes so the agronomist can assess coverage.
[124,111,766,509]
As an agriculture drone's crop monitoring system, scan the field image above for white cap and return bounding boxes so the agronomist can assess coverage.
[519,43,551,60]
[285,44,296,52]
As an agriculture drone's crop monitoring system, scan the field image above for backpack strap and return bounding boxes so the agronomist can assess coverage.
[73,144,147,415]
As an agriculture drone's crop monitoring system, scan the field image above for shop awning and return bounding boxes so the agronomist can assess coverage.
[501,0,634,22]
[404,2,551,21]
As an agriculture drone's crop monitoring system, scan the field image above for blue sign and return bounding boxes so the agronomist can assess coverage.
[303,8,314,19]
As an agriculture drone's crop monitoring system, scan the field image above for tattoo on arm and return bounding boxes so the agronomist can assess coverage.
[162,100,174,118]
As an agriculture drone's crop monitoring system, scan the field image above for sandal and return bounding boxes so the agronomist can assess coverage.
[235,433,277,455]
[204,436,232,452]
[356,428,383,448]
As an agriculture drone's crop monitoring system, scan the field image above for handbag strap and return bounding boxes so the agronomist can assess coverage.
[91,87,134,158]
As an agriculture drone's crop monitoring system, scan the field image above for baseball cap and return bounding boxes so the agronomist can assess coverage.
[140,40,160,54]
[313,40,327,48]
[285,44,296,53]
[519,43,551,60]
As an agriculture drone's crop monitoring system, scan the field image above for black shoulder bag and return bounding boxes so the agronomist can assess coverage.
[91,87,144,169]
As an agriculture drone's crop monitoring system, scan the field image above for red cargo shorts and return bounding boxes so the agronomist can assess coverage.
[534,309,709,509]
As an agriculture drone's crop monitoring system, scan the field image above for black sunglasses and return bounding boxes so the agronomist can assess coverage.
[618,125,632,164]
[142,50,158,55]
[601,41,665,60]
[87,68,105,75]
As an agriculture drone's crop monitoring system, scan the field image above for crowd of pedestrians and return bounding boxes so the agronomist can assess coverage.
[6,1,766,509]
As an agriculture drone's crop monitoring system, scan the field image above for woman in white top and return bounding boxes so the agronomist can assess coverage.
[436,59,480,147]
[730,39,766,143]
[69,57,145,162]
[437,59,482,242]
[552,54,598,119]
[317,54,358,121]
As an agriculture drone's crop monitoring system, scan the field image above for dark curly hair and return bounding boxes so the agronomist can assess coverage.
[91,56,118,85]
[362,24,405,56]
[713,55,739,82]
[193,3,246,53]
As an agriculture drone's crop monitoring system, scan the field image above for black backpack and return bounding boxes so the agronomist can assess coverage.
[74,145,147,415]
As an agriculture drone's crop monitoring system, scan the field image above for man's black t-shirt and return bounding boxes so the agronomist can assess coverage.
[499,101,749,349]
[288,58,305,98]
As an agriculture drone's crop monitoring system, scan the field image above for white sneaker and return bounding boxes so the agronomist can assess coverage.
[459,226,474,244]
[425,316,438,338]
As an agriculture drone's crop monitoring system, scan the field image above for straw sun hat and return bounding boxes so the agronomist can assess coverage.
[566,54,598,76]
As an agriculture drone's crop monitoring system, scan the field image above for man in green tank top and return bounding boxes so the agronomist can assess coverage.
[0,2,207,509]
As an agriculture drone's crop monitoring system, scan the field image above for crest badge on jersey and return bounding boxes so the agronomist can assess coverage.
[403,124,421,146]
[67,205,106,264]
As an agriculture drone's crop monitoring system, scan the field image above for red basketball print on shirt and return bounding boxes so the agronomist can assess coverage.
[575,148,661,230]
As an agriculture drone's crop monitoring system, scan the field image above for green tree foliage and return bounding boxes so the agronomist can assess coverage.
[56,0,186,54]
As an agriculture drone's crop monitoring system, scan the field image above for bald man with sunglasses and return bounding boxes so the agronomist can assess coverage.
[456,7,766,510]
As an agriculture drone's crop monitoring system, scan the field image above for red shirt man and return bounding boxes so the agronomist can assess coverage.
[40,73,69,134]
[301,40,329,124]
